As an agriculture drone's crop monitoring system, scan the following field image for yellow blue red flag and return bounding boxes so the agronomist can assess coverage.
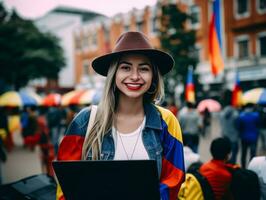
[209,0,224,76]
[185,67,195,103]
[231,72,242,107]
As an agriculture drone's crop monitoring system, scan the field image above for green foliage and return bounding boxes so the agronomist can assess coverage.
[159,3,197,96]
[0,3,65,90]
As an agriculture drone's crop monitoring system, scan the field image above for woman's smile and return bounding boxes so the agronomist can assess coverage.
[125,83,143,91]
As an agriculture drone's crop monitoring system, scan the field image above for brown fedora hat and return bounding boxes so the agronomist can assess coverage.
[92,31,174,76]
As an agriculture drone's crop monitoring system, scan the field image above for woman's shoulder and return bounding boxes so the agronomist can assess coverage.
[72,107,90,122]
[155,105,177,121]
[64,107,91,137]
[155,105,182,135]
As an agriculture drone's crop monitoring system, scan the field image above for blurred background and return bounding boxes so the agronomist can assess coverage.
[0,0,266,186]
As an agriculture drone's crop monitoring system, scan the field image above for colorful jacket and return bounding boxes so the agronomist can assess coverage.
[56,103,185,200]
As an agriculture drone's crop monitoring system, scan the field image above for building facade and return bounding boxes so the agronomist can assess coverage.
[34,6,106,92]
[73,0,266,97]
[73,5,161,89]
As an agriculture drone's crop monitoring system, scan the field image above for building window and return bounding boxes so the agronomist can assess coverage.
[189,5,200,29]
[136,21,143,32]
[151,17,158,33]
[83,60,89,75]
[149,5,159,35]
[236,36,249,59]
[75,37,82,50]
[124,24,130,32]
[92,33,97,46]
[82,35,89,49]
[238,40,249,58]
[235,0,250,18]
[258,33,266,56]
[87,32,97,50]
[257,0,266,13]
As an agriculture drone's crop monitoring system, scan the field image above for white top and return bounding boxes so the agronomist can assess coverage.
[183,146,201,171]
[248,156,266,183]
[113,117,149,160]
[248,156,266,200]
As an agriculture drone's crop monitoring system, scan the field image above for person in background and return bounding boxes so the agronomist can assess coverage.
[65,105,78,126]
[37,106,55,176]
[178,102,202,153]
[237,103,260,168]
[56,31,185,200]
[200,137,236,200]
[248,156,266,200]
[0,107,8,184]
[202,108,211,137]
[46,106,66,154]
[166,97,178,117]
[22,106,39,151]
[182,134,201,172]
[258,105,266,153]
[220,100,239,164]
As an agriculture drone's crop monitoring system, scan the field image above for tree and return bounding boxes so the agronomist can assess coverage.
[0,3,65,91]
[159,3,197,96]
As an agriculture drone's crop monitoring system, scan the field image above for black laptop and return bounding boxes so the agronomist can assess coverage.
[52,160,160,200]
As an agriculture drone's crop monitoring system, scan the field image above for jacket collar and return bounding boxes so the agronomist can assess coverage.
[144,103,162,130]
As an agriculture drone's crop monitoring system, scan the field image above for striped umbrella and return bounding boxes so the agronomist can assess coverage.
[0,91,42,107]
[42,93,61,107]
[61,89,96,106]
[242,88,266,105]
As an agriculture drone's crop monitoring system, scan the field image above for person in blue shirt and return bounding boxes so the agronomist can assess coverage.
[237,103,260,168]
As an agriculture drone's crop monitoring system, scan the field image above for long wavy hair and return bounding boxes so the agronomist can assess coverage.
[82,55,165,160]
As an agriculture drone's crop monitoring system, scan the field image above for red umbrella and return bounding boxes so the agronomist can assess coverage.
[197,99,221,113]
[42,93,61,106]
[61,89,96,106]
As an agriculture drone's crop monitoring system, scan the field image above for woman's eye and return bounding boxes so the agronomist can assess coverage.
[139,67,150,72]
[120,65,130,71]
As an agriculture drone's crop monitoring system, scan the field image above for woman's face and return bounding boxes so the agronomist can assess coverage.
[115,53,153,100]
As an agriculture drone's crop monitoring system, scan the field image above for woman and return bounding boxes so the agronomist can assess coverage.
[56,31,185,200]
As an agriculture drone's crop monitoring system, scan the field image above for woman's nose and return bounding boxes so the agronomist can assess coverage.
[130,68,140,79]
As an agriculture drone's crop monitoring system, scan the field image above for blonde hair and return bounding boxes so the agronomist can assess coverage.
[83,56,165,160]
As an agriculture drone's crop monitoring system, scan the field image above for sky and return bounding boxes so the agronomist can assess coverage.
[3,0,157,19]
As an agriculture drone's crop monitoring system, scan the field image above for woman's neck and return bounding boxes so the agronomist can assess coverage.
[115,95,145,133]
[116,95,144,117]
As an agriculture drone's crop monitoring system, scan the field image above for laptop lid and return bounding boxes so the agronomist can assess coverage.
[52,160,160,200]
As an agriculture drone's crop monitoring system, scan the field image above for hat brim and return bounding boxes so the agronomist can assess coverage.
[92,49,174,76]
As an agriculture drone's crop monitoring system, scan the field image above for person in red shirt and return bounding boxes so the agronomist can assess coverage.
[200,137,236,200]
[167,98,178,117]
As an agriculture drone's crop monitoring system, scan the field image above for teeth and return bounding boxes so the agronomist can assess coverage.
[126,83,141,87]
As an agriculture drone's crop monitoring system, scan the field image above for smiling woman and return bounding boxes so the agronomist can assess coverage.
[115,53,153,100]
[56,31,185,200]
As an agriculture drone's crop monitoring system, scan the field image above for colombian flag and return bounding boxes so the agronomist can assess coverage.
[185,67,195,103]
[209,0,224,76]
[231,72,242,107]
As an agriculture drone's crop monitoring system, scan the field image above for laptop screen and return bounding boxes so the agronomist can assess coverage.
[53,160,160,200]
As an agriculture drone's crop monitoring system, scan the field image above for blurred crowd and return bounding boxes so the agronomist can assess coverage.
[0,97,266,199]
[162,97,266,200]
[0,104,85,183]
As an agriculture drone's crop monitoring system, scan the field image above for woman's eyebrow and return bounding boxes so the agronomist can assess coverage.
[139,62,151,66]
[118,61,132,65]
[118,61,151,66]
